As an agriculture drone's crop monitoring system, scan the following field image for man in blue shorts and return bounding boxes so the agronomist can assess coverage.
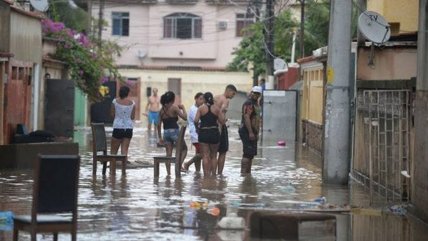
[145,88,161,132]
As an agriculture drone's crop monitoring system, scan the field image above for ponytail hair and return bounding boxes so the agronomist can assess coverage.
[203,92,214,105]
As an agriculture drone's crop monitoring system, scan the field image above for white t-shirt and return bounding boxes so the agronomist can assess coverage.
[112,99,135,129]
[187,104,198,143]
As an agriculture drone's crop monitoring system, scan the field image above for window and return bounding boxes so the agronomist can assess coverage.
[112,12,129,36]
[163,13,202,39]
[236,13,255,37]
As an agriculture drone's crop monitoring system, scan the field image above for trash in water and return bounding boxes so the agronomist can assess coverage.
[313,196,327,205]
[0,211,14,231]
[228,199,241,208]
[207,207,221,217]
[388,205,407,216]
[190,201,208,209]
[217,213,245,230]
[277,140,286,146]
[282,182,296,193]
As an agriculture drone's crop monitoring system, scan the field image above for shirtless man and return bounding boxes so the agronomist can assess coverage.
[145,88,161,132]
[214,84,237,175]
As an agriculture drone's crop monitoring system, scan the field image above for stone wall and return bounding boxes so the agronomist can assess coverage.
[302,119,323,155]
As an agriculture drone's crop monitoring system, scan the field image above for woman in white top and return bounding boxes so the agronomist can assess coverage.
[111,86,136,156]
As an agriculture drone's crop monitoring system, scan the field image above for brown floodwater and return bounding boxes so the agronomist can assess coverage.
[0,123,427,241]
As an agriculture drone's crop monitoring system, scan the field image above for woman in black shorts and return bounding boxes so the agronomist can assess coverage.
[111,86,136,157]
[194,92,225,176]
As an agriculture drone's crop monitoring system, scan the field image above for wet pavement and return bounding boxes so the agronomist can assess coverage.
[1,122,428,240]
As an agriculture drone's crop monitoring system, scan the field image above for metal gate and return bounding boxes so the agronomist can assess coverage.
[352,90,411,203]
[45,79,75,137]
[262,90,297,144]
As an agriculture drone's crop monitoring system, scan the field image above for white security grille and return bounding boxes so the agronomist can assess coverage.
[352,90,411,203]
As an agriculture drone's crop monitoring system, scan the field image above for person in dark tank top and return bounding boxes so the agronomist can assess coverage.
[157,91,187,176]
[194,92,226,177]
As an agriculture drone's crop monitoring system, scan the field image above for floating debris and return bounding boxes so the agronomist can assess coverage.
[217,213,245,230]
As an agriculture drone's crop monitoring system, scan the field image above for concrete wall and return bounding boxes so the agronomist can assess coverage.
[118,68,253,120]
[277,67,299,90]
[367,0,419,33]
[9,11,42,64]
[0,1,10,52]
[357,47,417,81]
[0,142,79,169]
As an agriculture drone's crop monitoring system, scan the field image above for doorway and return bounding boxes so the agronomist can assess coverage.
[168,78,181,104]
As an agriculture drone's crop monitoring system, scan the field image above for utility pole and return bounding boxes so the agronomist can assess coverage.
[265,0,274,87]
[299,0,305,58]
[98,0,105,49]
[323,0,353,184]
[414,0,428,221]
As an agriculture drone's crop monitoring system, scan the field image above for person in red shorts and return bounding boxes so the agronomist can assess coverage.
[182,92,204,172]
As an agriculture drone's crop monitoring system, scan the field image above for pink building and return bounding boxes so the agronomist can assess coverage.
[91,0,256,69]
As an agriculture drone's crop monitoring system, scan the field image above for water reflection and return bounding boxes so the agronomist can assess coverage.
[0,125,427,240]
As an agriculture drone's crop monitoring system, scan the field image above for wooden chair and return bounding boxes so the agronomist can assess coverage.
[91,123,127,176]
[153,126,187,178]
[13,155,80,241]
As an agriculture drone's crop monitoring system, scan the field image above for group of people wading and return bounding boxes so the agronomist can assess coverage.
[110,84,263,177]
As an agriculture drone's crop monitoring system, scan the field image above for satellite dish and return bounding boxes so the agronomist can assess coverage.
[30,0,49,12]
[274,58,287,71]
[358,11,391,44]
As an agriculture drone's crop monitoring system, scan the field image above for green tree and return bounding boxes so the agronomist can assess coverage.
[301,0,330,57]
[44,2,123,101]
[228,1,331,76]
[49,1,90,32]
[227,22,267,79]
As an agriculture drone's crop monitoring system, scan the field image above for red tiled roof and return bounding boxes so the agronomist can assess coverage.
[297,55,317,64]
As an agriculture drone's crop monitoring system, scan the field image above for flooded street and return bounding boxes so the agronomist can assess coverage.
[1,123,428,241]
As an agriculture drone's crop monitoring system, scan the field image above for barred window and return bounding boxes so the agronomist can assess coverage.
[236,13,255,37]
[163,13,202,39]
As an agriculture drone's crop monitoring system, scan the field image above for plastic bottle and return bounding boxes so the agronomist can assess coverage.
[313,196,327,205]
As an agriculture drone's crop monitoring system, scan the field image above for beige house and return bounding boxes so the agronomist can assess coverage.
[0,1,43,144]
[90,0,256,116]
